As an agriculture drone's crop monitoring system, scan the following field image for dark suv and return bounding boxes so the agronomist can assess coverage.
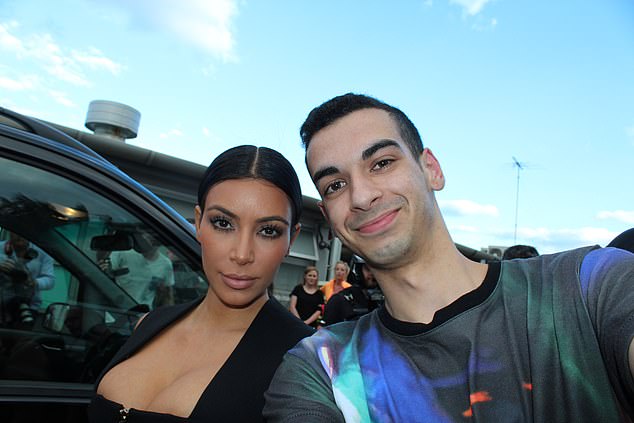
[0,108,207,422]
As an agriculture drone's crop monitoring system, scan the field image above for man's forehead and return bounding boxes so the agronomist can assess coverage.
[306,108,402,172]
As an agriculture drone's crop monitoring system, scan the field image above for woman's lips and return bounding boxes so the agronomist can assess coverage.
[221,273,257,290]
[356,209,399,235]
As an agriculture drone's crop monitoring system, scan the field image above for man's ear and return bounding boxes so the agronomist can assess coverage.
[194,205,202,241]
[419,148,445,191]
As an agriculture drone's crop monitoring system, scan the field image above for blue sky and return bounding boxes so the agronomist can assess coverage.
[1,0,633,254]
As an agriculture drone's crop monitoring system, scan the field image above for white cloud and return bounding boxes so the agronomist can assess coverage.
[72,47,124,75]
[0,21,23,51]
[48,90,76,107]
[119,0,239,61]
[491,226,618,252]
[449,0,492,16]
[159,128,184,139]
[439,199,499,217]
[597,210,634,224]
[0,74,37,91]
[202,127,210,137]
[201,63,217,77]
[0,20,124,87]
[471,17,497,31]
[452,224,480,233]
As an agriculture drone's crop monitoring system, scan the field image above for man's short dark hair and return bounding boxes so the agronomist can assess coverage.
[607,228,634,253]
[502,245,539,260]
[300,93,424,160]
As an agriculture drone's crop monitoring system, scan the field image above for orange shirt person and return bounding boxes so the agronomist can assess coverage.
[320,261,351,302]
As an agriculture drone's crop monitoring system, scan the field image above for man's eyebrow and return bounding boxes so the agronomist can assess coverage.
[311,140,402,184]
[361,139,402,161]
[312,166,339,184]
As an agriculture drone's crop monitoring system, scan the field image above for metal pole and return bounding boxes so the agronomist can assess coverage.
[512,157,523,244]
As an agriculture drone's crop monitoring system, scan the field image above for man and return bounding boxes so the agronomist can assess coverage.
[502,244,539,260]
[322,257,383,325]
[108,233,174,309]
[264,93,634,421]
[0,231,55,323]
[608,228,634,253]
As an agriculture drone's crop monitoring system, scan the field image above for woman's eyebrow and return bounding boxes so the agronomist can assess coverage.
[205,205,236,218]
[256,216,290,226]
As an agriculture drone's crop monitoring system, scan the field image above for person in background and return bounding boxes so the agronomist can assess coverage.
[108,233,175,309]
[322,257,383,326]
[89,145,313,422]
[502,244,539,260]
[319,260,351,302]
[607,228,634,253]
[264,93,634,422]
[289,266,324,328]
[0,231,54,324]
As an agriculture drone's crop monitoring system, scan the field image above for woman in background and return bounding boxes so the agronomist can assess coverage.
[320,260,351,302]
[289,266,324,328]
[89,145,314,422]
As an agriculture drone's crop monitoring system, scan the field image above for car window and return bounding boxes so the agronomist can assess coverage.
[0,155,207,385]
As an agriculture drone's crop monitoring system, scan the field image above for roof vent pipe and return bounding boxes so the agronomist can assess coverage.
[85,100,141,142]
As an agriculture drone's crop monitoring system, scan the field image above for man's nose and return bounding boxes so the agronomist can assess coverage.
[349,175,381,211]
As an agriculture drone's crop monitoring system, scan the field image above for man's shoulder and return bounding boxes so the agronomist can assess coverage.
[290,312,377,358]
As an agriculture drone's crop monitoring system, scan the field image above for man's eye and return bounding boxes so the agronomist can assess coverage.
[324,180,347,195]
[372,159,393,170]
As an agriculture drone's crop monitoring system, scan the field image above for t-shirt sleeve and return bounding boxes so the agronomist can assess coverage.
[290,284,301,297]
[581,247,634,408]
[264,344,344,422]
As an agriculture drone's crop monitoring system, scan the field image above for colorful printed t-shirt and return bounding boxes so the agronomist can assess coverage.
[264,246,634,422]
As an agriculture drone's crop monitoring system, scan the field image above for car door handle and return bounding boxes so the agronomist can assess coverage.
[41,343,63,351]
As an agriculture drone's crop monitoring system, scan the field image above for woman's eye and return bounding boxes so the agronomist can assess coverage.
[211,217,233,231]
[324,179,347,195]
[259,225,282,238]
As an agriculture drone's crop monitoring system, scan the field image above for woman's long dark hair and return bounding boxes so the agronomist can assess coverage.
[197,145,302,227]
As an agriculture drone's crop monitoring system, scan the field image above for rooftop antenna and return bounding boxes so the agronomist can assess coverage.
[512,156,525,244]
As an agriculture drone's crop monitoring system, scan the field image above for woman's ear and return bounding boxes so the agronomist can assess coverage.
[194,205,202,241]
[287,223,301,255]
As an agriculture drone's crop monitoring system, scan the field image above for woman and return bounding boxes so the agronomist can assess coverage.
[88,145,314,422]
[289,266,324,328]
[320,260,351,302]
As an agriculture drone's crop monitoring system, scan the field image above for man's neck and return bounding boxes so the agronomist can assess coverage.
[372,242,488,324]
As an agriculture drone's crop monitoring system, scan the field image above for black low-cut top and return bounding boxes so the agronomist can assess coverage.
[88,297,313,422]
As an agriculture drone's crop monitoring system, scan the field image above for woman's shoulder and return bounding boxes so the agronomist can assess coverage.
[258,298,315,339]
[135,296,203,333]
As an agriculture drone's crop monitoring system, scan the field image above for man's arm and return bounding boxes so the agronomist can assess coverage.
[583,247,634,405]
[33,248,55,291]
[264,350,344,422]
